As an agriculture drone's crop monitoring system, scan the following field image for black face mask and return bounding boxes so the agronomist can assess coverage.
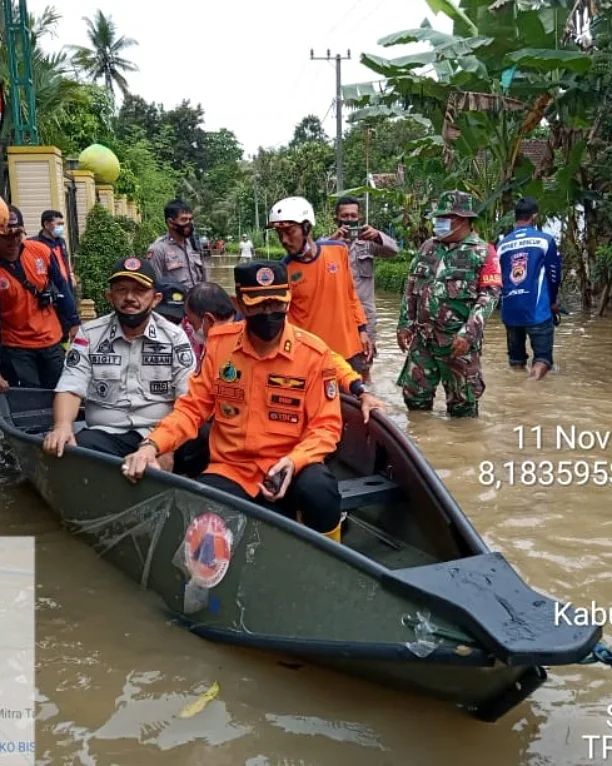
[245,312,286,341]
[115,308,152,329]
[171,221,194,238]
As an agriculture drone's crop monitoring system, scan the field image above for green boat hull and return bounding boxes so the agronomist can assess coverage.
[0,389,598,721]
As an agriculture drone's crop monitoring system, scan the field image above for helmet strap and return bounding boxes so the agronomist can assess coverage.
[293,222,315,262]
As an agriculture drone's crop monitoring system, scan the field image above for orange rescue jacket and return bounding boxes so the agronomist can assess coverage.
[284,240,367,360]
[150,320,342,495]
[0,241,65,349]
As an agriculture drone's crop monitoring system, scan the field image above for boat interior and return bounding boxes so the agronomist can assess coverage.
[1,388,603,668]
[1,388,479,573]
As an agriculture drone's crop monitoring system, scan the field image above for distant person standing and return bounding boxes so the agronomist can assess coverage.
[498,197,561,380]
[239,233,254,260]
[329,195,398,375]
[29,209,75,295]
[147,200,207,288]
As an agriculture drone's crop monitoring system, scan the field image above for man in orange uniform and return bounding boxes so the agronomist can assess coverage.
[0,201,80,389]
[267,196,372,372]
[123,260,344,541]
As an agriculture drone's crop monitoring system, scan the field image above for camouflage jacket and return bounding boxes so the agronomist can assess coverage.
[397,233,501,346]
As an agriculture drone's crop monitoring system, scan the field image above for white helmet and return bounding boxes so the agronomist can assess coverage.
[267,196,315,227]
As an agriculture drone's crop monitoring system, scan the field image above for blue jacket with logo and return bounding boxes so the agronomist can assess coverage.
[497,225,561,326]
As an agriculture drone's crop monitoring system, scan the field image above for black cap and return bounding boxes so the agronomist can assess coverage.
[108,257,157,288]
[156,279,187,320]
[234,260,290,306]
[155,279,187,319]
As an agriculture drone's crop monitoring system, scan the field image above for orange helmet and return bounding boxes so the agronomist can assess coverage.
[0,197,9,234]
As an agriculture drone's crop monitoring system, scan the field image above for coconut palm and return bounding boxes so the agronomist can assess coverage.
[69,9,138,97]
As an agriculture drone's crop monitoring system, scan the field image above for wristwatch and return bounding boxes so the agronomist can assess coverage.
[139,437,160,456]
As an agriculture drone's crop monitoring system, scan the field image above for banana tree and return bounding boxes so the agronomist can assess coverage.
[343,0,604,303]
[346,0,594,217]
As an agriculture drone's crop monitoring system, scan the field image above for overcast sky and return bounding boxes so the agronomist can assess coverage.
[28,0,451,156]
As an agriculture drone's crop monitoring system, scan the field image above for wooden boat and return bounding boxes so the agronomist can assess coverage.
[0,388,602,721]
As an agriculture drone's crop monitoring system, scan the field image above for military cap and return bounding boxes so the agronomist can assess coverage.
[431,190,479,218]
[156,279,187,321]
[234,260,290,306]
[108,256,157,288]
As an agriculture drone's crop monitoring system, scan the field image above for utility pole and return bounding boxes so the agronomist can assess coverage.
[365,127,373,224]
[310,49,351,193]
[253,173,260,231]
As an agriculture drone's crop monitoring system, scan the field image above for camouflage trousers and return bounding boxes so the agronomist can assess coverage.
[396,336,485,417]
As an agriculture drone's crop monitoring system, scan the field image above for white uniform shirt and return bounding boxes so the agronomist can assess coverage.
[239,239,254,259]
[56,312,195,435]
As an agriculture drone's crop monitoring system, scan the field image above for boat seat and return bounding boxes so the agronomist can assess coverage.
[383,552,600,666]
[339,475,402,511]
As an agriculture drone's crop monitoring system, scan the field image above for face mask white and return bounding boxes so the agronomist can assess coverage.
[193,327,205,345]
[433,218,452,237]
[52,225,65,238]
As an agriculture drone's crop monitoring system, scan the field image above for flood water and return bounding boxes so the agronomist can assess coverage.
[1,256,611,765]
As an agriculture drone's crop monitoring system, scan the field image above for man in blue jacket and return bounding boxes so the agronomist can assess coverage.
[498,197,561,380]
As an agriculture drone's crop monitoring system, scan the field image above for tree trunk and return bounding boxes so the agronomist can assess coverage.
[597,281,611,317]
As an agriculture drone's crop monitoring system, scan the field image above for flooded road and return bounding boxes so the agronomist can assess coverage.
[1,256,611,765]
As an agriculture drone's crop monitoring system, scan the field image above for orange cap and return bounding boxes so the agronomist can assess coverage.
[0,197,9,234]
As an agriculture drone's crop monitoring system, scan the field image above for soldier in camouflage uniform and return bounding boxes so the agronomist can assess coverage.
[396,190,501,417]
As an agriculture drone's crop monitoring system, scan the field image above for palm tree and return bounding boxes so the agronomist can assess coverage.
[69,9,138,97]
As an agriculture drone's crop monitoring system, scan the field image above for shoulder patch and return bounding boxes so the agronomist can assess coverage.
[293,326,328,355]
[208,321,243,338]
[23,239,52,262]
[83,313,114,332]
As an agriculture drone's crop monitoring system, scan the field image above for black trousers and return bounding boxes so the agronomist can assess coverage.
[1,343,65,389]
[172,423,212,478]
[75,428,142,457]
[75,426,210,469]
[197,464,341,533]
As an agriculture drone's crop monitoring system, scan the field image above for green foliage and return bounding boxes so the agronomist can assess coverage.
[113,136,179,233]
[374,257,413,293]
[290,115,328,148]
[75,205,133,312]
[594,244,612,286]
[133,221,161,258]
[42,83,115,155]
[69,10,138,97]
[225,241,286,260]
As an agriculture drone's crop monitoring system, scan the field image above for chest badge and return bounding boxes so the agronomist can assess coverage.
[220,361,240,383]
[290,271,303,282]
[327,262,338,274]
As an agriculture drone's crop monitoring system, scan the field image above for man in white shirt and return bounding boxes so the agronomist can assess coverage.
[238,234,254,260]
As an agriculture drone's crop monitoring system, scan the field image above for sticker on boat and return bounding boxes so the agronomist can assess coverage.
[184,513,233,589]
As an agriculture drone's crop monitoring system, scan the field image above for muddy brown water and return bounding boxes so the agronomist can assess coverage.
[1,257,611,765]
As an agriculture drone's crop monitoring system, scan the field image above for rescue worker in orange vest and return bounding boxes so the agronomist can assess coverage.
[0,200,80,389]
[122,260,344,541]
[167,280,385,479]
[267,196,373,374]
[29,209,75,295]
[184,281,385,422]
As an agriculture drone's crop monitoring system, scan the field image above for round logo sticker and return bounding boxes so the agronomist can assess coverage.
[124,257,141,271]
[255,267,274,286]
[0,277,9,290]
[184,513,233,589]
